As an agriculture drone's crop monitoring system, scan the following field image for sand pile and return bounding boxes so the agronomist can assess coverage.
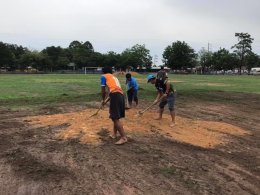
[22,108,249,148]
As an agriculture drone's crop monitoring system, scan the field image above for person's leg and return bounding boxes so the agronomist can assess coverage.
[110,93,127,145]
[109,93,119,138]
[169,111,175,127]
[110,122,118,139]
[113,119,127,145]
[155,108,164,120]
[155,98,167,120]
[127,90,133,107]
[168,93,176,127]
[133,90,138,106]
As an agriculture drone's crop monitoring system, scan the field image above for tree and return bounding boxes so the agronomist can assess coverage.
[245,52,259,73]
[6,44,28,70]
[231,32,254,74]
[120,44,152,70]
[163,41,196,70]
[0,42,15,69]
[82,41,94,53]
[42,46,64,71]
[19,51,43,71]
[211,48,237,73]
[229,53,240,71]
[68,40,95,69]
[69,41,82,49]
[87,52,104,67]
[56,56,70,70]
[103,51,120,68]
[37,53,53,72]
[198,48,213,74]
[7,44,28,59]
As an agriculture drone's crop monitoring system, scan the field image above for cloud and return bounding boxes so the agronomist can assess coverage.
[0,0,259,61]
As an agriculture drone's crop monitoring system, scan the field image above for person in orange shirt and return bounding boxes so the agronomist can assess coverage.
[101,66,127,145]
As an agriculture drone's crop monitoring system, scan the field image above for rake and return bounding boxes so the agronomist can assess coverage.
[89,97,110,118]
[136,95,165,117]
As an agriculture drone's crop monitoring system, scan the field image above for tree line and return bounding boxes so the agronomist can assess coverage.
[0,33,259,74]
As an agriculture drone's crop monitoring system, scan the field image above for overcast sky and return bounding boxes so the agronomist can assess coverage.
[0,0,259,64]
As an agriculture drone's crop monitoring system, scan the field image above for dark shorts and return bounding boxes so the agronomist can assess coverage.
[127,89,138,103]
[159,92,176,111]
[109,92,125,120]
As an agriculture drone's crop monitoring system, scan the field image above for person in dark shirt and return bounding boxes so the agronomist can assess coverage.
[147,74,176,127]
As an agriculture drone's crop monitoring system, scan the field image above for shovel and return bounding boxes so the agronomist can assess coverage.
[89,97,110,118]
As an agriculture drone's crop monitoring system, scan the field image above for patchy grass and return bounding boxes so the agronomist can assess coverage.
[0,74,259,109]
[0,74,100,108]
[159,167,177,175]
[170,74,260,99]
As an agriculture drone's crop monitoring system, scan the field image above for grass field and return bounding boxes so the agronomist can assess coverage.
[0,74,259,108]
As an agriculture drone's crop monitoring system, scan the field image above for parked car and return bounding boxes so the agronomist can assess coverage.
[250,67,260,75]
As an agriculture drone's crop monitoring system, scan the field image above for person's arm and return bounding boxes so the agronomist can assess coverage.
[101,86,106,101]
[165,81,171,96]
[100,76,107,103]
[153,91,163,104]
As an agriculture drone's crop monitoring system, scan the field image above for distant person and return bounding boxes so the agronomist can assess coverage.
[156,66,168,81]
[100,66,127,145]
[147,74,176,127]
[125,73,139,107]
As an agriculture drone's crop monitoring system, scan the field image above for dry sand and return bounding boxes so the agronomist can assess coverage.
[22,108,249,149]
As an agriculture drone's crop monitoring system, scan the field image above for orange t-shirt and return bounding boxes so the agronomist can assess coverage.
[100,74,123,94]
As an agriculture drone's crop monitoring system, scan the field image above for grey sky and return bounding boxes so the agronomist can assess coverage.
[0,0,259,64]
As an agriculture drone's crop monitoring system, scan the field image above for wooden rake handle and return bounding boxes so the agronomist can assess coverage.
[138,95,165,116]
[89,97,110,118]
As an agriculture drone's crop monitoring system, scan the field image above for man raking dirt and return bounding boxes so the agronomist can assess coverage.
[125,73,139,108]
[147,74,176,127]
[100,66,127,145]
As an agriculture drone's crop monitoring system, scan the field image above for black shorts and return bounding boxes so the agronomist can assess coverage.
[127,89,138,103]
[109,92,125,120]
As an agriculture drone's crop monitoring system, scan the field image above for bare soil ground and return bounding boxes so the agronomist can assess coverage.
[0,92,259,195]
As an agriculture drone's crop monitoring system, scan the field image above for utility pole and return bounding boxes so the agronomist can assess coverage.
[208,42,212,52]
[153,55,158,66]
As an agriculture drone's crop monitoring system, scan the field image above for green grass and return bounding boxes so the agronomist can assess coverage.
[172,74,260,94]
[0,74,100,108]
[159,167,177,175]
[165,74,260,102]
[0,74,259,109]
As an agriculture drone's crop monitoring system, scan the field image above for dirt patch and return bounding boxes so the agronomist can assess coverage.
[3,148,72,181]
[22,108,249,148]
[0,92,259,195]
